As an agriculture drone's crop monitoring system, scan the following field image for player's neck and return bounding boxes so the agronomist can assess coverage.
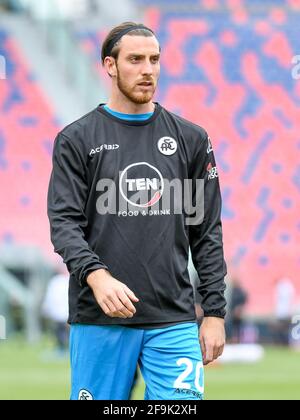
[107,93,155,115]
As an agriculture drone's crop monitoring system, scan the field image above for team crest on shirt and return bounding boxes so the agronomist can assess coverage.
[157,137,178,156]
[78,389,93,400]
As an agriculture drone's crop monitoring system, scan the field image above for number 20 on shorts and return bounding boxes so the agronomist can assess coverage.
[173,358,204,394]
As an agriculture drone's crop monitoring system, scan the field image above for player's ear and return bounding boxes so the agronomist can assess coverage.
[104,56,117,78]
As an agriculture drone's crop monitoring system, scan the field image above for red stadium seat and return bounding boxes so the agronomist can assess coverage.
[0,30,59,256]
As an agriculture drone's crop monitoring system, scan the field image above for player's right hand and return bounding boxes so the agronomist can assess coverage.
[86,269,139,319]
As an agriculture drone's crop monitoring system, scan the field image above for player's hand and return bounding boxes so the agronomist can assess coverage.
[199,317,225,365]
[86,269,139,319]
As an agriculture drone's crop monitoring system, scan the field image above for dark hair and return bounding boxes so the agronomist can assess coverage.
[101,22,156,65]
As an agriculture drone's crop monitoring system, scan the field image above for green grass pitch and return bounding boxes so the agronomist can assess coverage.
[0,337,299,400]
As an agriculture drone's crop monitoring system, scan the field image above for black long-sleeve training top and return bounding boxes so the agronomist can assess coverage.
[47,103,227,327]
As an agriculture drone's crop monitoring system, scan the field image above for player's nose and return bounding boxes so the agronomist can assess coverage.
[141,59,154,76]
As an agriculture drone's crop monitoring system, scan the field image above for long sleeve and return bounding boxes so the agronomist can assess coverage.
[47,133,108,286]
[189,132,227,318]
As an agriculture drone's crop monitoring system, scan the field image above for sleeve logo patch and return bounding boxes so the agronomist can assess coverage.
[207,136,213,154]
[207,163,218,180]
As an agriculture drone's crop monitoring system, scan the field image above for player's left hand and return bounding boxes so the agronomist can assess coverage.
[199,317,226,365]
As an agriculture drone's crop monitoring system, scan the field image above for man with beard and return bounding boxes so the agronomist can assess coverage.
[48,22,227,400]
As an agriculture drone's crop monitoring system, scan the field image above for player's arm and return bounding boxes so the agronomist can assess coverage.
[47,133,138,318]
[188,131,227,364]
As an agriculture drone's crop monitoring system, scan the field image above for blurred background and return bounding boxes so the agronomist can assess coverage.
[0,0,300,400]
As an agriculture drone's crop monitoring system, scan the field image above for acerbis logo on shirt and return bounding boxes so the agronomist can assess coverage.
[89,144,119,157]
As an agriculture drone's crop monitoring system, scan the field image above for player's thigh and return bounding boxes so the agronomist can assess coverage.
[139,322,204,400]
[70,324,143,400]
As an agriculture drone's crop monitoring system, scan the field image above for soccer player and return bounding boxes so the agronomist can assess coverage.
[47,22,227,400]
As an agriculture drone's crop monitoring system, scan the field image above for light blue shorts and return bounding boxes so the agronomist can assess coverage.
[70,322,204,400]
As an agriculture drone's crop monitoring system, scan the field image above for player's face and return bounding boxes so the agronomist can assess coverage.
[115,35,160,104]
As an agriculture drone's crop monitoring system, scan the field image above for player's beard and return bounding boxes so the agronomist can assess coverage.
[116,67,156,105]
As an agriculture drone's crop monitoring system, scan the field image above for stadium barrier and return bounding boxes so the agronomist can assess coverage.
[0,245,53,342]
[292,315,300,340]
[0,315,6,340]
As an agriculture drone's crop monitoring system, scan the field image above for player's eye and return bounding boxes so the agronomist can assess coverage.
[151,57,160,63]
[130,56,140,63]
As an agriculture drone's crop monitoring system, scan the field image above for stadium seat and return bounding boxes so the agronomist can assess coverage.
[0,29,59,256]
